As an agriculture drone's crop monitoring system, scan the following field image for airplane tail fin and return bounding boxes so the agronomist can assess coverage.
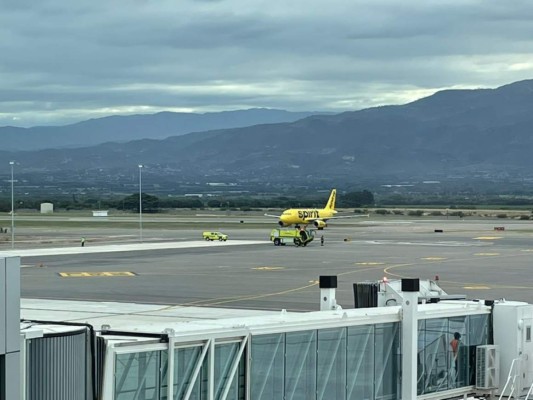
[325,189,336,210]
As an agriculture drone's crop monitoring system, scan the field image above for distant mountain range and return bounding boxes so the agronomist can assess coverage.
[0,109,324,151]
[4,79,533,192]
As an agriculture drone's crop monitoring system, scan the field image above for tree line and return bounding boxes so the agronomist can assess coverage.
[0,190,375,212]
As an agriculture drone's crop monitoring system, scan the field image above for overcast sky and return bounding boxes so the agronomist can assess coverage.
[2,0,533,127]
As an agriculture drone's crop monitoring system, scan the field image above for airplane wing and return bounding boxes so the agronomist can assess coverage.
[329,214,369,220]
[264,213,281,218]
[307,214,369,222]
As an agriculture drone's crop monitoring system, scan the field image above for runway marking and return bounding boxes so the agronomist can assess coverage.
[463,286,491,290]
[253,266,284,270]
[382,251,533,290]
[355,262,384,266]
[473,236,502,240]
[474,253,500,256]
[179,281,319,307]
[366,240,485,247]
[58,271,136,278]
[0,240,267,258]
[521,249,533,252]
[421,257,447,261]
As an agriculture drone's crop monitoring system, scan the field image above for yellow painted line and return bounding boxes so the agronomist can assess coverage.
[355,262,385,266]
[473,236,502,240]
[474,253,500,256]
[252,266,284,270]
[421,257,447,261]
[463,286,491,290]
[59,271,136,277]
[309,280,319,284]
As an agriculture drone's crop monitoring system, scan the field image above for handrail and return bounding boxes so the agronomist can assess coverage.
[499,357,521,400]
[525,380,533,400]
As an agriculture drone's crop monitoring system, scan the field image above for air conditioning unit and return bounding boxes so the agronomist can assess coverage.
[476,345,500,389]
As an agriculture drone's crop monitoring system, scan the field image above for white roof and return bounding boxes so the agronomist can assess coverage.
[21,298,492,341]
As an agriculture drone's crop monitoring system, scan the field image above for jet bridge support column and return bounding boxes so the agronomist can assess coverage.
[401,278,419,400]
[1,257,21,400]
[319,275,338,311]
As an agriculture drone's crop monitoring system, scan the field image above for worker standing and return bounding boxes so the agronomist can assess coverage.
[81,237,86,247]
[320,235,324,246]
[450,332,461,379]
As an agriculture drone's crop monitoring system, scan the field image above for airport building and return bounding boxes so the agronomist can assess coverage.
[3,256,533,399]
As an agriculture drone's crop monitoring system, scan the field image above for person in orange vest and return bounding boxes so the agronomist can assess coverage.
[450,332,461,372]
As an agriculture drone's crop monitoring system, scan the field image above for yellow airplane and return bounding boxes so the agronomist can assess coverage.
[265,189,367,230]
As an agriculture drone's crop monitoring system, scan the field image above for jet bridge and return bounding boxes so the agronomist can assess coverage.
[5,255,533,400]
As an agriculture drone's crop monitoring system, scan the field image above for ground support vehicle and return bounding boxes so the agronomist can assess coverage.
[202,231,228,241]
[270,228,314,246]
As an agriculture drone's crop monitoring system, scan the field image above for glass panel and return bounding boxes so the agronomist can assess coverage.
[417,318,450,395]
[285,330,317,400]
[160,351,168,400]
[237,349,246,400]
[417,319,425,395]
[347,325,374,400]
[375,322,400,400]
[468,314,489,346]
[159,346,202,400]
[449,316,468,388]
[214,343,240,400]
[317,328,346,400]
[467,314,489,385]
[417,314,489,395]
[251,334,285,400]
[115,351,161,400]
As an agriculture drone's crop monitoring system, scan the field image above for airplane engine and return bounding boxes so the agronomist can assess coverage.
[278,221,287,227]
[314,220,327,230]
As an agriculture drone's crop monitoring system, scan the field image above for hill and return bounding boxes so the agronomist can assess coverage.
[4,80,533,193]
[0,108,323,151]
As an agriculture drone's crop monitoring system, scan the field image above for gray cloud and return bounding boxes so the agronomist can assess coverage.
[2,0,533,126]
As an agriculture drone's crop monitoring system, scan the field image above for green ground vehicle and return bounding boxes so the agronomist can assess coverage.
[202,231,228,241]
[270,228,314,246]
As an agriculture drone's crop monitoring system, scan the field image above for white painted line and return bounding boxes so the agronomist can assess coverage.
[0,240,267,257]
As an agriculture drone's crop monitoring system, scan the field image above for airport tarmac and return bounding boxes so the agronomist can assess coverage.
[4,215,533,312]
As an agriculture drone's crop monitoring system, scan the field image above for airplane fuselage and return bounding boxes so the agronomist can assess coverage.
[270,189,338,229]
[279,208,337,226]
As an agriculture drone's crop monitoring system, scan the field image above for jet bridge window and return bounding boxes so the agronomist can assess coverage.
[115,350,162,399]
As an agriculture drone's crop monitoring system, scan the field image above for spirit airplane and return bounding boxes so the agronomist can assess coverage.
[265,189,367,230]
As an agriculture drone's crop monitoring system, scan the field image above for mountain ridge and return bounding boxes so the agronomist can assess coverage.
[4,79,533,191]
[0,108,327,151]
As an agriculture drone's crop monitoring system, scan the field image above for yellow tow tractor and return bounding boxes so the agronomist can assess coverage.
[270,228,314,247]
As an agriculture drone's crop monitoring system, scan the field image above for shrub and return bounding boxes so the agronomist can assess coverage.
[407,210,424,216]
[375,209,390,215]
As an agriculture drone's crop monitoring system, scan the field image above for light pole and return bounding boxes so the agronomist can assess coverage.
[9,161,14,248]
[138,164,143,242]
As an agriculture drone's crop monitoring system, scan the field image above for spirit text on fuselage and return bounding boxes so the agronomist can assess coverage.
[298,210,320,219]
